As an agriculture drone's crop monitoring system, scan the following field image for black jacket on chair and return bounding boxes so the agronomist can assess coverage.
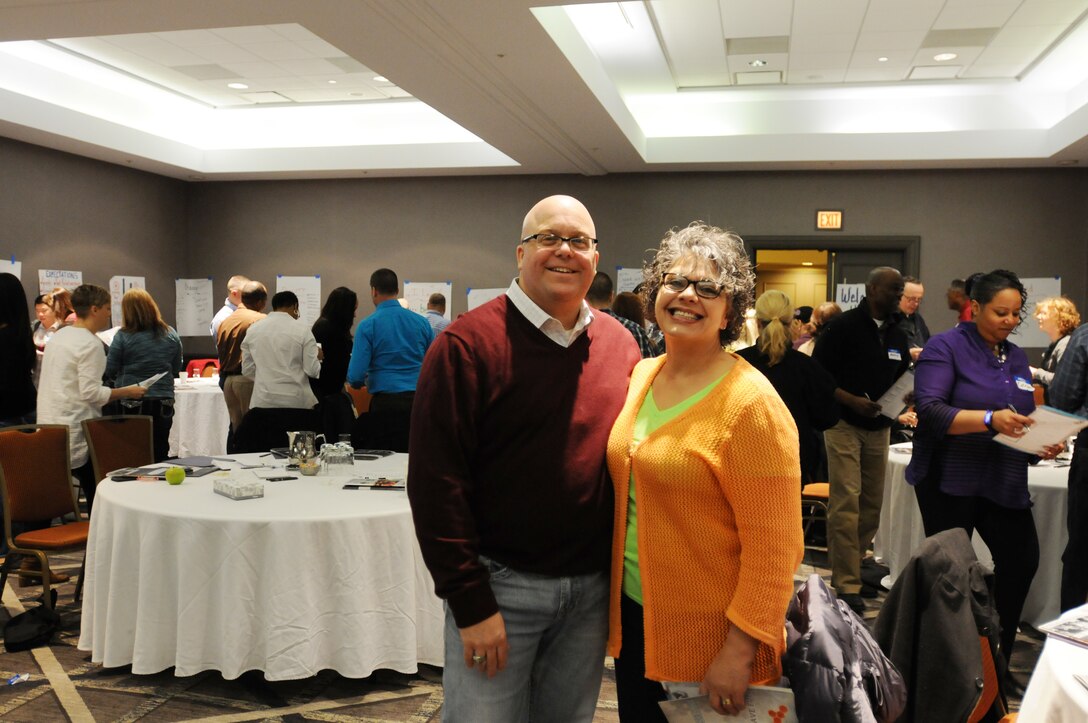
[873,528,1006,723]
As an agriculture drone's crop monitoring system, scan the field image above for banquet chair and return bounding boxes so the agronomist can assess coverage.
[83,415,155,486]
[874,528,1008,723]
[0,425,89,611]
[1033,384,1045,407]
[185,358,219,378]
[346,385,371,415]
[801,482,830,552]
[80,415,153,601]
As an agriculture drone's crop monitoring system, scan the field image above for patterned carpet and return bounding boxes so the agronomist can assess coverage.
[0,550,1041,722]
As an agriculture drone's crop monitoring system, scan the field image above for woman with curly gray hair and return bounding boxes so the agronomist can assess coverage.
[605,222,804,719]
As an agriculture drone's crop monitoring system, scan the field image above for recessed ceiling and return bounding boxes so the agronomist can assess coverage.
[0,0,1086,180]
[50,24,412,107]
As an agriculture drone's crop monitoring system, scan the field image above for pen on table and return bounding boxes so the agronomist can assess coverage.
[260,453,272,457]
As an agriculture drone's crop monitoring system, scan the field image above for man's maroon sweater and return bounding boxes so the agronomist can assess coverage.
[407,295,639,627]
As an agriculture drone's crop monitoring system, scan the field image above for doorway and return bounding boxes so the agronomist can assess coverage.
[747,236,919,304]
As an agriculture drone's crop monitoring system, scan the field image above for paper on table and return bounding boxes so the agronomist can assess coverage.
[138,371,168,388]
[877,370,914,418]
[1038,602,1088,649]
[994,405,1088,455]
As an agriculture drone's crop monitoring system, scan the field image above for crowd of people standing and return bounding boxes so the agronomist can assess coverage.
[3,193,1088,720]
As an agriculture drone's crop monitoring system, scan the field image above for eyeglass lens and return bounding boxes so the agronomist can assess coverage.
[662,274,723,299]
[526,234,594,251]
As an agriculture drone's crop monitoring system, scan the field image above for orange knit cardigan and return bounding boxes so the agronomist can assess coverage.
[606,354,804,683]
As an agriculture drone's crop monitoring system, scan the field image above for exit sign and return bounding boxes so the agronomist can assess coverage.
[816,210,843,230]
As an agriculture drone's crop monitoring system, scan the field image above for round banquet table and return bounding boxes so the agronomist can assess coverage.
[77,453,443,680]
[873,443,1069,626]
[1020,607,1088,721]
[168,377,230,458]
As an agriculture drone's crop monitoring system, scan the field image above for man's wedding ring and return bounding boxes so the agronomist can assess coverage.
[472,654,486,664]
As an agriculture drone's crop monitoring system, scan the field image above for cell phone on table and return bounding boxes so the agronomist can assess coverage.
[111,475,138,481]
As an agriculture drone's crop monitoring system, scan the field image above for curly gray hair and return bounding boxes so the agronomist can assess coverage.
[641,222,755,345]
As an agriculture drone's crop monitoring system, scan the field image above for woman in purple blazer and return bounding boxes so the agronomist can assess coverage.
[907,269,1062,668]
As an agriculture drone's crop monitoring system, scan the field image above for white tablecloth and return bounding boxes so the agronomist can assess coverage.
[77,453,444,680]
[168,377,230,458]
[874,443,1069,626]
[1020,605,1088,721]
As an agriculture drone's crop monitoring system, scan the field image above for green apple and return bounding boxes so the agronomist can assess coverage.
[165,466,186,485]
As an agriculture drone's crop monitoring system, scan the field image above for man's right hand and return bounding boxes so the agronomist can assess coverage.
[849,393,882,418]
[460,611,509,679]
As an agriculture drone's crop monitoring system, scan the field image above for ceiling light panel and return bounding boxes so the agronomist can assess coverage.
[727,52,788,79]
[909,65,963,80]
[910,45,983,73]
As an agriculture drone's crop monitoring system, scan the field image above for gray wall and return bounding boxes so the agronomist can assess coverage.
[4,136,1087,359]
[184,169,1088,353]
[0,137,186,323]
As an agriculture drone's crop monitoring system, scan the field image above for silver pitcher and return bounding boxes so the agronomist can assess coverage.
[286,430,325,464]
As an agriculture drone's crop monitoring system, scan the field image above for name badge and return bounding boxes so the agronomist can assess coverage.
[1015,376,1034,392]
[888,349,902,361]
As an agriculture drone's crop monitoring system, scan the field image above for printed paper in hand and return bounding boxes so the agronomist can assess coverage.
[659,683,797,723]
[877,370,914,418]
[993,405,1088,456]
[138,371,168,388]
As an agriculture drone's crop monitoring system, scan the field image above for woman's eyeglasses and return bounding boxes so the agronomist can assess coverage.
[661,273,725,299]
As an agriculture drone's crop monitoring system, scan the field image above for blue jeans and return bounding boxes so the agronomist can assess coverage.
[441,557,609,722]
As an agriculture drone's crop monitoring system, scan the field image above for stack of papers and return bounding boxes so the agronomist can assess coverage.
[994,406,1088,455]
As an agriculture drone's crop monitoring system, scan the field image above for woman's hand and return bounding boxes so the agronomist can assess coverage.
[700,626,758,716]
[989,409,1033,437]
[898,410,917,428]
[1039,442,1065,461]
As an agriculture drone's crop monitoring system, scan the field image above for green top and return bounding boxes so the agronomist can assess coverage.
[623,372,725,604]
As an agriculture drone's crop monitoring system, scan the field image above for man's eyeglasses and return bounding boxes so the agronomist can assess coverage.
[661,273,725,299]
[521,233,597,252]
[902,296,923,304]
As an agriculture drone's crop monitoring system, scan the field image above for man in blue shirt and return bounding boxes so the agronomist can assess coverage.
[347,268,434,451]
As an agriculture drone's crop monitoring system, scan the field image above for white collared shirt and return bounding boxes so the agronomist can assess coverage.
[37,326,112,467]
[241,311,321,409]
[210,298,238,338]
[505,279,594,348]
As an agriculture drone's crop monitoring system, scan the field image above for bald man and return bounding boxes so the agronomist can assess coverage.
[210,274,250,338]
[408,195,640,721]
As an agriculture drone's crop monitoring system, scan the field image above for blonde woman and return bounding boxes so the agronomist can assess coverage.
[607,223,803,719]
[738,290,839,484]
[1031,296,1080,391]
[105,289,183,461]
